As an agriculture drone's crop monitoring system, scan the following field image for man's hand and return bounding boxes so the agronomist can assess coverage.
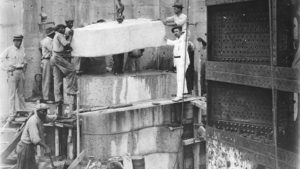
[164,36,168,41]
[163,20,168,25]
[69,29,74,36]
[8,65,16,72]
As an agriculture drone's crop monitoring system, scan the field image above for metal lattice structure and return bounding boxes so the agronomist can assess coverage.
[205,0,299,168]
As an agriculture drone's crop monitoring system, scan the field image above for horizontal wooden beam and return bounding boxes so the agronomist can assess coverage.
[80,96,203,115]
[182,138,203,146]
[206,0,256,6]
[190,99,206,110]
[206,61,300,92]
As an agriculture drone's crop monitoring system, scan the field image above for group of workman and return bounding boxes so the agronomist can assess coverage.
[0,2,198,169]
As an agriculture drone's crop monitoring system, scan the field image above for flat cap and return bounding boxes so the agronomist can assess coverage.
[45,27,55,35]
[13,35,23,40]
[55,24,66,30]
[172,2,184,8]
[35,103,49,110]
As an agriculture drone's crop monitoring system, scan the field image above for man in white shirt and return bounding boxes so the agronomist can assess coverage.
[164,2,187,31]
[0,35,27,121]
[165,26,190,101]
[40,27,55,103]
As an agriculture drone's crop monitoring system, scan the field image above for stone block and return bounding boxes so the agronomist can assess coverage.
[82,126,182,160]
[80,101,197,161]
[77,71,176,106]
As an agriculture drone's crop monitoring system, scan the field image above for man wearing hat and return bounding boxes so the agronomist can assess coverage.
[15,103,56,169]
[0,35,27,122]
[164,2,187,31]
[40,27,55,103]
[165,26,190,102]
[51,24,77,113]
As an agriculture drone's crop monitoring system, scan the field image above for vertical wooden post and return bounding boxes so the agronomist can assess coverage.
[76,80,80,157]
[193,107,202,169]
[268,0,278,168]
[67,128,74,159]
[55,127,59,156]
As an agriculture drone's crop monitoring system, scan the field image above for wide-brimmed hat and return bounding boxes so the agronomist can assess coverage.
[55,24,66,31]
[172,2,184,8]
[13,34,23,41]
[45,27,55,35]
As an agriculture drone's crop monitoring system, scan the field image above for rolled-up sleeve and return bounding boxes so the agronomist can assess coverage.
[166,16,175,22]
[28,122,41,144]
[166,39,176,46]
[174,15,187,26]
[45,115,57,123]
[58,34,70,46]
[0,48,9,71]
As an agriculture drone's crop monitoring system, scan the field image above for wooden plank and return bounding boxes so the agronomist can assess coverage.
[0,132,22,161]
[190,99,206,110]
[67,150,86,169]
[182,138,202,146]
[80,96,203,115]
[0,113,33,161]
[206,0,255,6]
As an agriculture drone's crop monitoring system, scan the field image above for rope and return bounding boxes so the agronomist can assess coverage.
[268,0,279,168]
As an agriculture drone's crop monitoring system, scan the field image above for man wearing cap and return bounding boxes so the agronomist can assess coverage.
[65,19,74,39]
[165,26,190,102]
[40,27,55,103]
[51,24,77,113]
[15,103,56,169]
[0,35,27,122]
[164,2,187,31]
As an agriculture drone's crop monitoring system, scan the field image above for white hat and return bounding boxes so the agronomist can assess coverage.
[35,103,49,110]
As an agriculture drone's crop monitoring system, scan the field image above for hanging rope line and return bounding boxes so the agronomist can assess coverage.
[268,0,279,168]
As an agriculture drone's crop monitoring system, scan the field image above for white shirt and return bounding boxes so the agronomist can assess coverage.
[40,37,53,59]
[166,13,187,31]
[53,32,70,52]
[0,45,26,71]
[166,33,190,66]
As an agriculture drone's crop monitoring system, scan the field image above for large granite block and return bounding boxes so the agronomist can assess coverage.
[80,101,196,161]
[78,71,176,106]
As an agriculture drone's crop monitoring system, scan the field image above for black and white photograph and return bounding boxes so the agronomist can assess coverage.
[0,0,299,168]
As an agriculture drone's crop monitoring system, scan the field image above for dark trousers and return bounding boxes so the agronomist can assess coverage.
[15,141,38,169]
[51,53,78,102]
[186,45,194,93]
[112,54,124,74]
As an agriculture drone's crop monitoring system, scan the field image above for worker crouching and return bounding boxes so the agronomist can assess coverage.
[15,103,57,169]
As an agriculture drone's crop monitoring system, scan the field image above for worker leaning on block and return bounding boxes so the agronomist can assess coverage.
[51,24,78,113]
